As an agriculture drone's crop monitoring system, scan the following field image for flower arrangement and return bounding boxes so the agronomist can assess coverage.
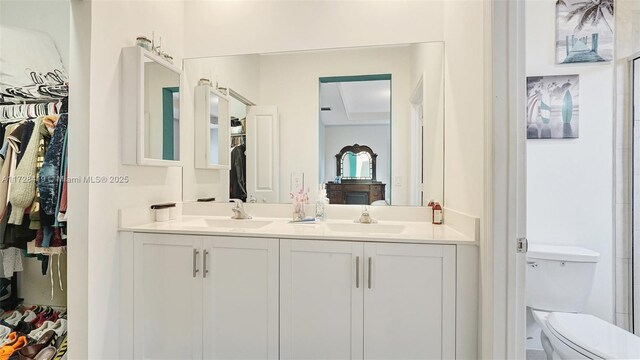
[290,187,309,220]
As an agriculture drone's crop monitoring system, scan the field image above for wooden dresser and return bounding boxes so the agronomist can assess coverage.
[325,181,386,205]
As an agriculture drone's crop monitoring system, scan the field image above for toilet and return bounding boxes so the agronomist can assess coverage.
[527,244,640,359]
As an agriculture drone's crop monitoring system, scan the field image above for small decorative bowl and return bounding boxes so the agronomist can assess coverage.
[136,36,152,51]
[198,78,212,86]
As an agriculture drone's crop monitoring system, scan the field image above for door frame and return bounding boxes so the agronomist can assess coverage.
[318,74,393,203]
[410,76,424,206]
[630,54,639,334]
[482,0,527,359]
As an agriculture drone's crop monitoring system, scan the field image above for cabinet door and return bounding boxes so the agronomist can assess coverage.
[280,239,364,360]
[202,237,279,359]
[364,243,456,360]
[133,233,203,360]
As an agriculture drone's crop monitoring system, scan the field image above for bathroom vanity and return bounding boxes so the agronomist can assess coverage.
[119,203,479,360]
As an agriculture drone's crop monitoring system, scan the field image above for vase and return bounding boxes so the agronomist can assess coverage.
[293,210,305,222]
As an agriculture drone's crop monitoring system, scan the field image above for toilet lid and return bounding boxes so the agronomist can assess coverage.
[547,312,640,359]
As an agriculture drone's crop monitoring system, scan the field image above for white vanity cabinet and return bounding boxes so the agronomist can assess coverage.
[280,239,456,360]
[280,240,364,359]
[133,233,203,360]
[124,233,473,360]
[131,233,279,360]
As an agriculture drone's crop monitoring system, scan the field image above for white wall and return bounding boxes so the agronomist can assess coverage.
[183,1,444,59]
[410,42,445,205]
[443,0,485,218]
[323,124,391,199]
[86,2,184,358]
[525,0,614,323]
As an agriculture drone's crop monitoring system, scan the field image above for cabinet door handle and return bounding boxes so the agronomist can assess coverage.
[193,249,200,278]
[203,250,209,278]
[356,256,360,288]
[368,257,372,289]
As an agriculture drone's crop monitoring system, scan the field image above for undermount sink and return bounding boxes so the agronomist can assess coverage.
[186,218,272,229]
[325,223,406,235]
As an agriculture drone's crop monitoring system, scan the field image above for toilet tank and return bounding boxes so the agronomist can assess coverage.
[526,244,600,312]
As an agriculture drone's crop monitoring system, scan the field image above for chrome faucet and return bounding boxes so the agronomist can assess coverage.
[230,199,252,220]
[356,206,376,224]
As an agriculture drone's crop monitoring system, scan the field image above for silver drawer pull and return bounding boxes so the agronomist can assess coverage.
[368,257,372,289]
[356,256,360,288]
[193,249,200,278]
[203,250,209,278]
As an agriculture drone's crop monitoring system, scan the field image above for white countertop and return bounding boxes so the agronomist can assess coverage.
[120,215,477,245]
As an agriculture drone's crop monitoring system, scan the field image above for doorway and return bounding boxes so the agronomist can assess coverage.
[318,74,392,205]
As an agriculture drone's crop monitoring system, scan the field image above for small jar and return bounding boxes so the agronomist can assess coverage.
[154,208,170,222]
[136,36,152,51]
[198,78,212,86]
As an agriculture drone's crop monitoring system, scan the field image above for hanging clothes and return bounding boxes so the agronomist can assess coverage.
[230,144,247,201]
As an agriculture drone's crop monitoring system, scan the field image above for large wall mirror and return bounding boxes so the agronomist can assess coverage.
[183,42,444,206]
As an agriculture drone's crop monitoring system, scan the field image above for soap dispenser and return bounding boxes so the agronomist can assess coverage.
[315,184,329,220]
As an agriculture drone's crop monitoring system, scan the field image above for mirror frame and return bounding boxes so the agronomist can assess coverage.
[194,85,231,170]
[335,144,377,181]
[121,46,183,167]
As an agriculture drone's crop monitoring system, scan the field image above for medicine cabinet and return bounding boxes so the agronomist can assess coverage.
[194,86,231,169]
[121,46,182,166]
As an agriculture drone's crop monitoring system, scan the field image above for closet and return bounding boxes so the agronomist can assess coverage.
[0,7,71,359]
[229,93,249,202]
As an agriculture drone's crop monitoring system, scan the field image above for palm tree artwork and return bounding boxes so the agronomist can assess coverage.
[565,0,614,33]
[556,0,614,63]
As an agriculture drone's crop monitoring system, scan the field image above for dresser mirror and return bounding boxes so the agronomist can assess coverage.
[336,144,376,180]
[183,42,444,206]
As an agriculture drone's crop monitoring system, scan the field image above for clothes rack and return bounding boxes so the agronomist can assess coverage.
[0,84,69,310]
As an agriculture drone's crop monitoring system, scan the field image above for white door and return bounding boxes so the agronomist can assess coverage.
[280,239,364,360]
[363,243,456,360]
[246,105,279,203]
[202,237,279,359]
[133,233,203,360]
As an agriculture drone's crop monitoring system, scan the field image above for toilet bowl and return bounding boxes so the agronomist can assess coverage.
[531,310,640,359]
[526,244,640,359]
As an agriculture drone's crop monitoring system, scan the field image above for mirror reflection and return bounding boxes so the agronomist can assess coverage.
[184,42,444,207]
[340,151,373,180]
[143,59,180,161]
[209,94,220,164]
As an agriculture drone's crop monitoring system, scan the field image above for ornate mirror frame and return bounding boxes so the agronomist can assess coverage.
[335,144,378,181]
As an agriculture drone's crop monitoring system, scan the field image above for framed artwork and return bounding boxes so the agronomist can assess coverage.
[527,75,579,139]
[556,0,614,64]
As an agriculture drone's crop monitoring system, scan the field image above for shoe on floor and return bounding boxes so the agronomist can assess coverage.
[17,330,55,360]
[27,322,53,342]
[3,313,20,327]
[0,326,10,345]
[47,320,65,338]
[32,346,55,360]
[20,312,35,324]
[0,335,27,360]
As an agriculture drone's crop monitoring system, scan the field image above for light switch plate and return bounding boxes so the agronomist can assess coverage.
[291,172,305,191]
[394,176,402,186]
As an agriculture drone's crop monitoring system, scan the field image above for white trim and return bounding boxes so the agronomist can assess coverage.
[482,0,526,358]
